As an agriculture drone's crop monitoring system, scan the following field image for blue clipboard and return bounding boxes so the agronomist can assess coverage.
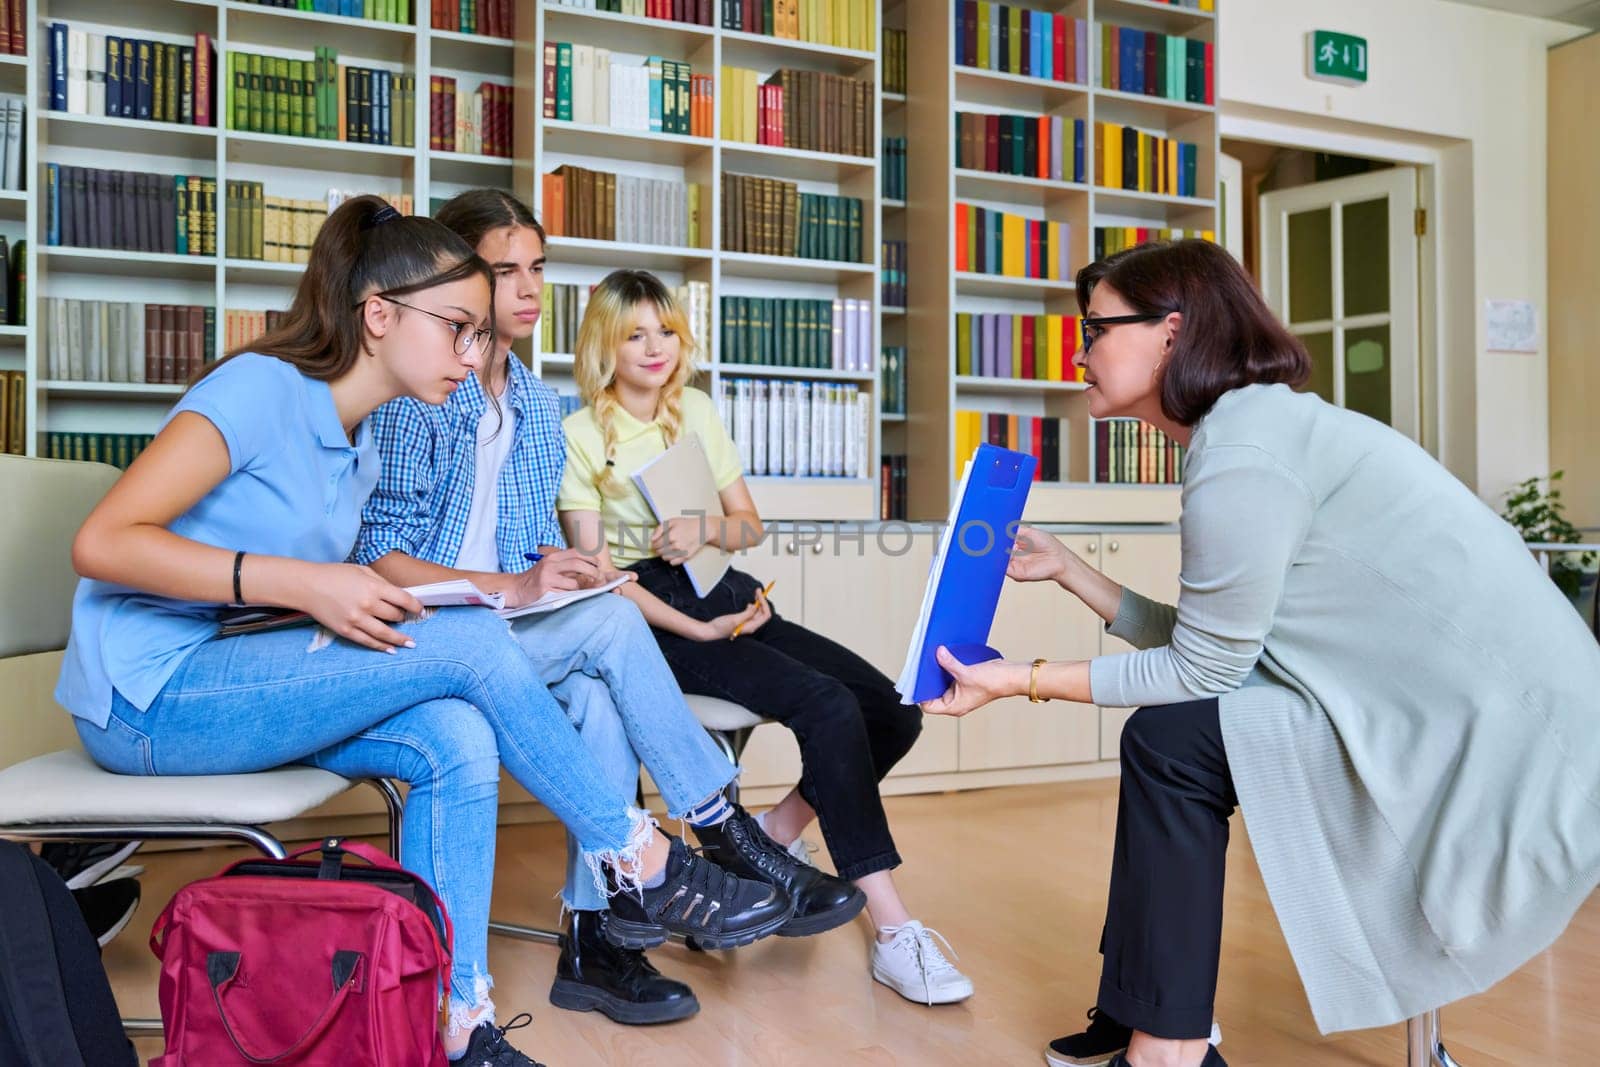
[899,444,1037,704]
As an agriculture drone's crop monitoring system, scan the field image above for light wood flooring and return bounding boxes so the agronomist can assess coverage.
[106,779,1600,1065]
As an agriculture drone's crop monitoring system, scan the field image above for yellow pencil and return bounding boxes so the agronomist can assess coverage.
[731,581,776,640]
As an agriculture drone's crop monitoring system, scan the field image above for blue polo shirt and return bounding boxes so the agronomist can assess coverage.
[56,354,380,727]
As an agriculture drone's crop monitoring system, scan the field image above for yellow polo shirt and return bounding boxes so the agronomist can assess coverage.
[559,388,744,566]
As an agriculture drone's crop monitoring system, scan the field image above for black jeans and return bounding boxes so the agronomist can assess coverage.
[1098,698,1235,1040]
[629,559,923,881]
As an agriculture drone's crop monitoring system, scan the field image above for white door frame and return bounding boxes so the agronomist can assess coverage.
[1260,168,1420,439]
[1221,107,1444,463]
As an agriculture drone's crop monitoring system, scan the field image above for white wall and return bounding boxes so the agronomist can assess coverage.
[1218,0,1581,500]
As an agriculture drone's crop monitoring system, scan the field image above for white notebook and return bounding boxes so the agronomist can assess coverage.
[630,432,733,599]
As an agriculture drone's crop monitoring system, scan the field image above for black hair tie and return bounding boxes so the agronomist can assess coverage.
[362,205,402,230]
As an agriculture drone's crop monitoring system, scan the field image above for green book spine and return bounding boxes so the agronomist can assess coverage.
[247,54,263,132]
[204,307,215,365]
[956,312,971,376]
[274,57,290,136]
[230,52,245,130]
[174,177,189,254]
[556,42,572,121]
[288,60,304,138]
[848,198,861,262]
[302,60,315,139]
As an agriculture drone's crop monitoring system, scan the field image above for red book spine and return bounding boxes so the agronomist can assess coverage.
[194,34,212,127]
[430,76,444,150]
[954,202,968,272]
[1204,42,1214,105]
[1056,17,1069,83]
[1021,316,1035,379]
[1036,115,1049,179]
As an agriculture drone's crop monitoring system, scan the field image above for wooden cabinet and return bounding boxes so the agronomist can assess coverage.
[1095,532,1183,760]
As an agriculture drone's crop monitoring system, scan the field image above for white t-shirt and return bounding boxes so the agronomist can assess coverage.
[454,399,517,572]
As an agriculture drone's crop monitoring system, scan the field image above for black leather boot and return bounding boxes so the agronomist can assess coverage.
[548,910,699,1025]
[604,834,794,950]
[693,806,866,938]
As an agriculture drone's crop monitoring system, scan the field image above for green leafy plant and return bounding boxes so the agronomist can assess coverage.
[1501,471,1596,599]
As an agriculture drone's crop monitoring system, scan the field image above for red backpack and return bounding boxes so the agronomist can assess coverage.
[148,838,452,1066]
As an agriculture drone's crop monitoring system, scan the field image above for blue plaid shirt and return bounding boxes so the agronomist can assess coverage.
[356,356,566,572]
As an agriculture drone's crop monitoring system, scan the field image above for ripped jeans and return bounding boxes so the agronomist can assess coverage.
[75,607,651,1031]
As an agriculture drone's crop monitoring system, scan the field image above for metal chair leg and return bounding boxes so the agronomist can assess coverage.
[1407,1011,1465,1067]
[365,777,405,858]
[705,728,742,807]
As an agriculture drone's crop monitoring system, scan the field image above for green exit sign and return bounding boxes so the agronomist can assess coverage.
[1307,30,1368,85]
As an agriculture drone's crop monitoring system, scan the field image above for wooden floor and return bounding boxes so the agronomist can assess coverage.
[108,779,1599,1066]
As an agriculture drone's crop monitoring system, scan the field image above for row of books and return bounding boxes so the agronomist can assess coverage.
[720,0,877,52]
[242,0,411,22]
[719,297,874,373]
[1094,124,1200,198]
[1094,226,1215,260]
[881,346,906,416]
[882,137,905,200]
[538,281,709,360]
[953,3,1088,85]
[543,166,706,248]
[880,454,907,521]
[44,433,155,470]
[45,166,218,256]
[953,204,1072,282]
[229,50,416,147]
[43,300,214,385]
[721,378,873,480]
[722,69,875,158]
[431,0,510,36]
[956,112,1085,185]
[0,97,21,192]
[956,312,1085,382]
[883,28,906,95]
[430,79,512,157]
[956,410,1072,483]
[224,309,288,352]
[548,45,708,137]
[882,240,906,308]
[49,27,217,126]
[722,175,862,262]
[1096,419,1184,484]
[0,0,24,56]
[223,183,325,263]
[0,238,24,326]
[552,0,711,24]
[1099,26,1215,106]
[0,372,22,456]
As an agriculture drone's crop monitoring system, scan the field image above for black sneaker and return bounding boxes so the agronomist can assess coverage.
[693,806,866,937]
[604,835,793,951]
[458,1013,544,1067]
[549,910,699,1025]
[71,878,141,949]
[41,840,141,890]
[1045,1007,1132,1067]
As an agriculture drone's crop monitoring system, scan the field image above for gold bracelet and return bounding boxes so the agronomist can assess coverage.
[1029,658,1049,703]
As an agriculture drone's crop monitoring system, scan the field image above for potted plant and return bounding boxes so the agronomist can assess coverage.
[1501,471,1597,615]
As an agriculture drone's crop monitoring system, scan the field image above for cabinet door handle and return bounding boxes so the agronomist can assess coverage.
[1108,540,1120,553]
[1085,541,1098,553]
[811,542,823,554]
[785,541,799,556]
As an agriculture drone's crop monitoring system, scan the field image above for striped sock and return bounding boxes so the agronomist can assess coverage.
[682,793,733,828]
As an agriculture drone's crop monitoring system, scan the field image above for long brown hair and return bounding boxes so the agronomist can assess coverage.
[209,195,489,382]
[434,188,546,251]
[1076,239,1311,425]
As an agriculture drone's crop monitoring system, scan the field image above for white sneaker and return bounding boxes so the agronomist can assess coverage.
[871,920,974,1005]
[787,837,818,867]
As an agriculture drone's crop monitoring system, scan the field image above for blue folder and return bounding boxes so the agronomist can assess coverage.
[899,444,1037,704]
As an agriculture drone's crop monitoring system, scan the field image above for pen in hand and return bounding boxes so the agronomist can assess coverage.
[730,581,776,640]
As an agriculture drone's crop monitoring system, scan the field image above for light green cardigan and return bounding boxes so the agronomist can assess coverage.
[1089,383,1600,1034]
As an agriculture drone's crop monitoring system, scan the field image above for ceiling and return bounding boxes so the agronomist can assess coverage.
[1439,0,1600,28]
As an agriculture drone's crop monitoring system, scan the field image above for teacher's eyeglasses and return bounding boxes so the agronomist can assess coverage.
[1079,312,1174,354]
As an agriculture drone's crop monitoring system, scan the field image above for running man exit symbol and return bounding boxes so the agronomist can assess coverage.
[1308,31,1368,86]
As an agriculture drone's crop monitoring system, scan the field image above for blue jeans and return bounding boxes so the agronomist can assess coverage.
[512,593,738,911]
[74,607,650,1025]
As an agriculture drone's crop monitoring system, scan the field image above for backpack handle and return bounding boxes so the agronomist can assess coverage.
[206,949,362,1064]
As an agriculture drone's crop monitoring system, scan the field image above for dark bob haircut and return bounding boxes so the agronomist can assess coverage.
[1075,239,1311,426]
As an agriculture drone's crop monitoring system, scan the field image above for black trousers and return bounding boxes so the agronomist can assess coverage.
[1098,698,1236,1040]
[629,559,923,881]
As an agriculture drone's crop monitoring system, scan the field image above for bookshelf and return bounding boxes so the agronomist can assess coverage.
[516,0,885,521]
[905,0,1217,523]
[21,0,530,459]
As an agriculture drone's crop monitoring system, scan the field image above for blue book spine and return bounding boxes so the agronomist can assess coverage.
[1040,13,1053,82]
[49,23,68,111]
[953,1,964,66]
[648,58,663,133]
[1032,12,1044,80]
[105,37,122,119]
[1073,118,1085,183]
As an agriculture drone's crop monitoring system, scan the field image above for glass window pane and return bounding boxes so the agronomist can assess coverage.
[1298,330,1334,403]
[1344,324,1391,426]
[1342,198,1390,318]
[1288,207,1333,324]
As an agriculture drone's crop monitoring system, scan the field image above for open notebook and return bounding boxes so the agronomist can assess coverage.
[630,432,732,599]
